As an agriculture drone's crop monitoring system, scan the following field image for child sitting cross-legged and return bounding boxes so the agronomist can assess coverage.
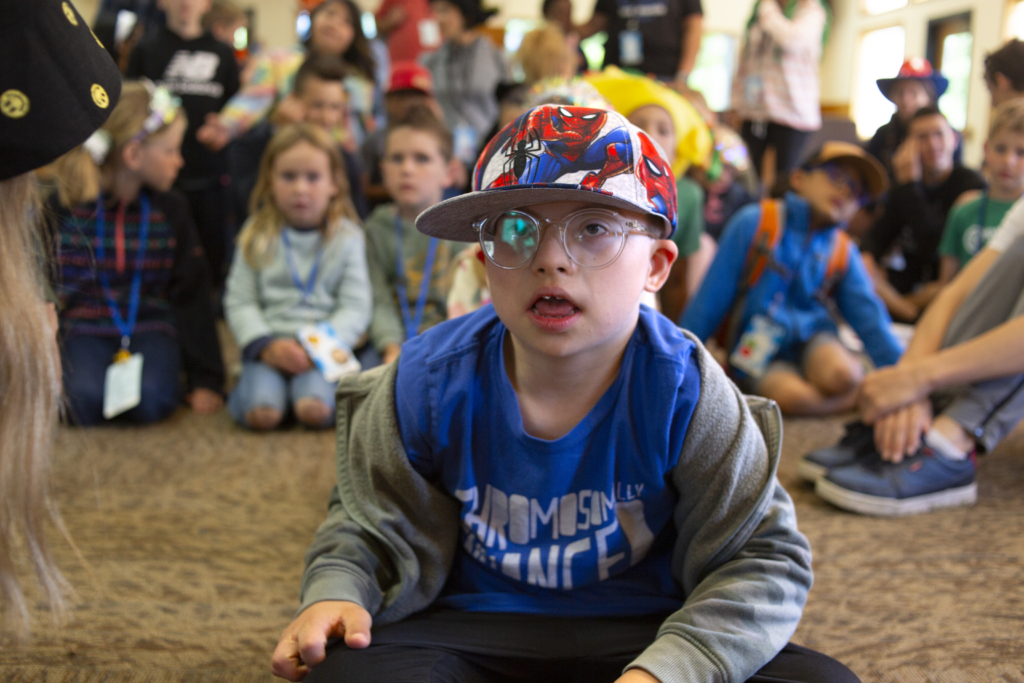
[51,82,225,426]
[270,106,859,683]
[224,124,371,430]
[682,143,903,416]
[363,105,462,365]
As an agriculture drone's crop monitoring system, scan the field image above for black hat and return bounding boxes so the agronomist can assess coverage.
[0,0,122,181]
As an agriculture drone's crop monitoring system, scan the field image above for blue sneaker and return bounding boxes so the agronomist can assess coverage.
[797,421,875,483]
[815,446,977,516]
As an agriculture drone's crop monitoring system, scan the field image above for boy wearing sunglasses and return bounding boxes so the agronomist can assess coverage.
[271,107,859,683]
[682,143,902,416]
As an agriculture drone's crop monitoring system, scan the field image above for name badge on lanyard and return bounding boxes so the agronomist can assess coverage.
[729,314,786,379]
[95,193,150,419]
[395,213,439,342]
[620,23,644,66]
[282,230,324,306]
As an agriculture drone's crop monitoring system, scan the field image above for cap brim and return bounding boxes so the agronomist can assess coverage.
[416,184,673,241]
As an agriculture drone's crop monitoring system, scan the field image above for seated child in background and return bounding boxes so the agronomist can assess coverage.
[51,82,224,426]
[363,106,461,365]
[230,55,369,227]
[682,143,903,416]
[691,125,758,243]
[224,124,371,430]
[805,201,1024,516]
[938,98,1024,284]
[271,105,860,683]
[860,106,986,322]
[586,68,716,322]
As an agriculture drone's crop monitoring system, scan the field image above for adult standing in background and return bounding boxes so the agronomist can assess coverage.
[0,0,121,633]
[732,0,829,193]
[375,0,442,64]
[422,0,508,167]
[577,0,702,84]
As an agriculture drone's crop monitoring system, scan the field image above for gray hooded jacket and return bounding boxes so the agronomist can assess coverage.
[300,334,812,683]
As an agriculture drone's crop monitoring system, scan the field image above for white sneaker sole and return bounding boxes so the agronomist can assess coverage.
[797,459,828,483]
[815,478,978,517]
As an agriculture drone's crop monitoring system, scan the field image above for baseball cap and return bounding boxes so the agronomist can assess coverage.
[0,0,122,180]
[801,141,889,201]
[387,61,434,96]
[416,105,679,241]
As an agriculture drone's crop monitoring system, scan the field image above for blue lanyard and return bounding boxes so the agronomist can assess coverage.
[394,213,438,341]
[95,193,150,349]
[281,230,323,304]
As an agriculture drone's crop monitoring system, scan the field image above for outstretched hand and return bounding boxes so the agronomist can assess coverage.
[195,113,230,152]
[271,601,372,681]
[858,363,932,424]
[872,399,933,463]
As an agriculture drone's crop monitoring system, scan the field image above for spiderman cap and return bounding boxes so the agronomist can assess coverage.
[416,105,679,242]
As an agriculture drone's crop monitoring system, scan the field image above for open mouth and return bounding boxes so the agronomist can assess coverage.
[531,294,579,318]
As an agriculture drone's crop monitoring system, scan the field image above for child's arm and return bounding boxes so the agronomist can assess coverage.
[222,238,280,364]
[365,231,407,358]
[166,194,226,402]
[755,0,826,54]
[833,241,903,369]
[326,230,373,350]
[271,600,372,681]
[679,204,759,339]
[626,344,811,683]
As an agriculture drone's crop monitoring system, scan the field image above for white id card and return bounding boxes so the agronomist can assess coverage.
[297,323,361,382]
[744,75,765,105]
[452,124,478,165]
[729,315,785,379]
[619,29,644,66]
[103,353,144,419]
[418,18,441,47]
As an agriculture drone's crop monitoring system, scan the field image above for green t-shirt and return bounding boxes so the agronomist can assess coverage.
[939,194,1017,266]
[672,176,705,258]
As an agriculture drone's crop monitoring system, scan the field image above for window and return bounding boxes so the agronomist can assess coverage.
[863,0,908,16]
[853,25,907,138]
[1008,1,1024,38]
[689,33,738,112]
[928,13,972,131]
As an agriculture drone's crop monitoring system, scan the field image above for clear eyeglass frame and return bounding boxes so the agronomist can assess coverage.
[472,208,659,271]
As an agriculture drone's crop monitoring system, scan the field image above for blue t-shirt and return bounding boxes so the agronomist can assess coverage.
[394,304,701,616]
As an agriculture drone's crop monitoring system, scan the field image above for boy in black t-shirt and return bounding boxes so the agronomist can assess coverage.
[860,106,985,322]
[127,0,240,285]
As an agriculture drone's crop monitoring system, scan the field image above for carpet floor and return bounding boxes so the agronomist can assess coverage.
[2,400,1023,682]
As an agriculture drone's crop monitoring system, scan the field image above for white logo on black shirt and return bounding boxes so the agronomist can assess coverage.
[160,51,224,98]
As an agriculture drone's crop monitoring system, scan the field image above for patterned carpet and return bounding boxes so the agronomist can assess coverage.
[2,402,1023,682]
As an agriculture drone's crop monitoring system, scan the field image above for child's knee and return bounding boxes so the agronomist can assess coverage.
[294,397,333,429]
[818,360,863,396]
[246,406,284,430]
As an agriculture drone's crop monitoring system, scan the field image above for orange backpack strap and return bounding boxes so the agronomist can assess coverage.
[742,199,785,289]
[822,230,851,293]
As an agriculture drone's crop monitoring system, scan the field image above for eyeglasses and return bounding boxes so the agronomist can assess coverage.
[816,162,869,205]
[473,208,658,270]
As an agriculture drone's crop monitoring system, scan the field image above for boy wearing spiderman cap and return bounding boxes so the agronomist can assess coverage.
[271,106,859,683]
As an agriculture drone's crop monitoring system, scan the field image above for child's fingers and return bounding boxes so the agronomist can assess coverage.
[270,632,308,681]
[341,607,373,649]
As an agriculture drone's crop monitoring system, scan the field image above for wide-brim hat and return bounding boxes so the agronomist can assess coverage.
[584,67,712,176]
[0,0,122,181]
[877,58,948,102]
[417,105,679,241]
[802,141,889,201]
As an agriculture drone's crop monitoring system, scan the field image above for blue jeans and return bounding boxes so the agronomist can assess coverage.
[228,361,337,428]
[62,331,182,426]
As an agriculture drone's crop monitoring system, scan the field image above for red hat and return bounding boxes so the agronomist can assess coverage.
[387,62,434,95]
[877,58,949,101]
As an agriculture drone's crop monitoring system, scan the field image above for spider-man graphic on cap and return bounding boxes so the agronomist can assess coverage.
[636,132,677,225]
[479,106,634,191]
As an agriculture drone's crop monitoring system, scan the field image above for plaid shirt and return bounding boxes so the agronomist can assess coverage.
[731,0,826,131]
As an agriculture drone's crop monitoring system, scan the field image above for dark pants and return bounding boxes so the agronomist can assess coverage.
[184,182,230,287]
[740,120,814,186]
[306,610,860,683]
[62,331,182,426]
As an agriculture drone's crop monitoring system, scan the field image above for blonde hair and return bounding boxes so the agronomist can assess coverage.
[988,97,1024,140]
[238,123,359,268]
[0,173,70,636]
[52,81,185,207]
[516,25,574,86]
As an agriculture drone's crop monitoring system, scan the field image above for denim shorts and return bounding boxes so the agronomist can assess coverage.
[736,332,840,394]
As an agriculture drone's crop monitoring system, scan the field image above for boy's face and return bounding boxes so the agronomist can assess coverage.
[791,161,864,227]
[158,0,211,27]
[890,80,932,122]
[627,105,677,165]
[271,140,338,228]
[909,114,956,173]
[382,127,453,212]
[431,0,465,41]
[486,201,676,362]
[985,129,1024,193]
[299,77,347,131]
